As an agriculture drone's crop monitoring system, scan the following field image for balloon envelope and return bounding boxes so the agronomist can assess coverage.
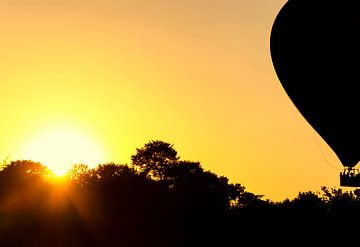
[270,0,360,167]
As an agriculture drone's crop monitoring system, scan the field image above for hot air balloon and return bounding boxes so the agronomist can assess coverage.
[270,0,360,186]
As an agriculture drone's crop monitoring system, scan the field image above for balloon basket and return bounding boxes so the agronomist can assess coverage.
[340,168,360,187]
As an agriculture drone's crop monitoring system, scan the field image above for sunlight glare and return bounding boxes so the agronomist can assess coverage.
[20,127,104,176]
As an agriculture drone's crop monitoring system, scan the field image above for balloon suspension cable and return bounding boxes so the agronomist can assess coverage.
[312,130,342,171]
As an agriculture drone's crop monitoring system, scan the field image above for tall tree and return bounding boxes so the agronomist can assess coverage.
[131,140,179,180]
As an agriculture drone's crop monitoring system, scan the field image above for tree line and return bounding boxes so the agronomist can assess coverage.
[0,140,359,246]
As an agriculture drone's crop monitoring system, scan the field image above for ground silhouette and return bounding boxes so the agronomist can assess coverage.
[0,140,359,246]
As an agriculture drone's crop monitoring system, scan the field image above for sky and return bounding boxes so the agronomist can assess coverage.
[0,0,346,201]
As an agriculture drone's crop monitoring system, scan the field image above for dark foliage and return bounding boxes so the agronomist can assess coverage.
[0,141,358,246]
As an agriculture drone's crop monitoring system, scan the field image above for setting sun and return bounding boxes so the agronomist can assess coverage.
[19,126,104,176]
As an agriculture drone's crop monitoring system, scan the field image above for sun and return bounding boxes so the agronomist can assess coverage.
[19,126,105,176]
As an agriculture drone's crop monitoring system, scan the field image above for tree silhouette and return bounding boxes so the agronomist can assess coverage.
[1,141,360,246]
[0,160,50,201]
[131,140,179,180]
[0,159,49,176]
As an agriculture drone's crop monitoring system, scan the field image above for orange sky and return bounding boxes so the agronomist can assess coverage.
[0,0,346,201]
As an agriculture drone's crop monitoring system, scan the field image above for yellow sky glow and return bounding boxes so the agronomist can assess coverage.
[0,0,346,201]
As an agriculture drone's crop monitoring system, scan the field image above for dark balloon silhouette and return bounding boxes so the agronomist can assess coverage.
[271,0,360,170]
